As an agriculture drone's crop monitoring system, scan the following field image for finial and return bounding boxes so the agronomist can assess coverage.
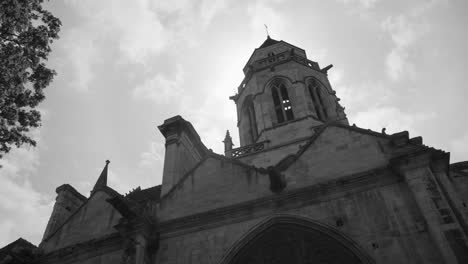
[264,24,270,38]
[224,130,233,142]
[106,160,110,165]
[223,130,234,156]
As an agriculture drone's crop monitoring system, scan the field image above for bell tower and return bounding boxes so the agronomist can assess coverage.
[230,36,348,149]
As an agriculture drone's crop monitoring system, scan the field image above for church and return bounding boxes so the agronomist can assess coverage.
[1,36,468,264]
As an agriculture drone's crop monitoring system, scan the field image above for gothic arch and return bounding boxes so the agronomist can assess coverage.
[303,76,332,94]
[269,78,294,123]
[263,75,295,91]
[305,77,330,121]
[240,95,258,144]
[220,215,375,264]
[242,75,294,101]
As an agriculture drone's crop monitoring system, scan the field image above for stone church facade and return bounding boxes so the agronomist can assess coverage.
[2,37,468,264]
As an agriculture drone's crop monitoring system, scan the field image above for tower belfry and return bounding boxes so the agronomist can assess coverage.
[230,37,347,151]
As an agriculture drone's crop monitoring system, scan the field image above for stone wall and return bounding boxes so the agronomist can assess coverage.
[285,126,389,190]
[159,157,271,221]
[157,178,444,264]
[40,190,122,253]
[42,184,87,241]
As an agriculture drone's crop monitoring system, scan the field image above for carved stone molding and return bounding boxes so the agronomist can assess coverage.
[36,233,123,264]
[159,167,398,238]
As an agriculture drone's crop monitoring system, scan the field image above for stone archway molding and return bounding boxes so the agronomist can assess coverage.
[219,214,375,264]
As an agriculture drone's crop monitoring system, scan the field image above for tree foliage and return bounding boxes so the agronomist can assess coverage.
[0,0,60,158]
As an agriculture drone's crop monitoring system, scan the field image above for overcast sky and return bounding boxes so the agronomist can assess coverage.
[1,0,467,247]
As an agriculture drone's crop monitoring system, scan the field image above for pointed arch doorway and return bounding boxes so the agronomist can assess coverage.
[221,215,374,264]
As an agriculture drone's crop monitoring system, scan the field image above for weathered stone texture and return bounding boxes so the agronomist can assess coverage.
[159,157,271,221]
[285,127,388,189]
[40,191,122,253]
[42,184,87,241]
[157,180,444,264]
[3,36,467,264]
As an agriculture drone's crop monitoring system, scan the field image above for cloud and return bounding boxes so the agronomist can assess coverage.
[138,141,165,169]
[334,80,395,115]
[339,0,381,9]
[58,0,230,93]
[64,0,170,64]
[136,141,165,185]
[132,65,184,105]
[0,128,54,246]
[328,68,344,86]
[351,106,434,136]
[381,15,421,81]
[380,0,445,81]
[450,133,468,163]
[247,0,285,35]
[199,0,229,27]
[107,169,133,194]
[104,1,169,64]
[58,28,98,92]
[385,48,408,81]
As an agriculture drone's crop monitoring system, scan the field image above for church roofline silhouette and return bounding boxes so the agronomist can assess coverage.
[2,36,468,264]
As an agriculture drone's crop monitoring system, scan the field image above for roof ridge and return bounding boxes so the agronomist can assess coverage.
[159,156,209,201]
[160,153,268,201]
[272,123,329,172]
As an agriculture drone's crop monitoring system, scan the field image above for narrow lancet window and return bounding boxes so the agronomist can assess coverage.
[248,104,257,143]
[280,85,294,120]
[308,79,327,121]
[272,81,294,124]
[242,96,258,144]
[272,88,284,123]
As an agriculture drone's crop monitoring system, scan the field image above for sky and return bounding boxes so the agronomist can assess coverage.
[1,0,467,247]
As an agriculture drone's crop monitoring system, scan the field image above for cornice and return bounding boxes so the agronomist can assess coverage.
[36,233,122,264]
[55,184,87,201]
[159,166,398,238]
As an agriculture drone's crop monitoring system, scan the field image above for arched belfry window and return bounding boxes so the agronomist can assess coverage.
[242,97,258,144]
[271,80,294,124]
[308,79,328,121]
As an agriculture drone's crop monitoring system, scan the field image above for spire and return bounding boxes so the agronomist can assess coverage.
[264,24,270,38]
[223,130,234,157]
[92,160,110,193]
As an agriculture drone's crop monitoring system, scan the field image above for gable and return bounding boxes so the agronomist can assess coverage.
[283,126,391,190]
[159,156,271,221]
[40,190,122,253]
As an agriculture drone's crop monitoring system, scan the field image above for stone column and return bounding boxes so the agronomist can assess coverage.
[135,234,147,264]
[393,153,458,263]
[158,116,206,196]
[431,159,468,233]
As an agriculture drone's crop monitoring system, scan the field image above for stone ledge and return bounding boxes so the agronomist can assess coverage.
[159,166,400,238]
[37,233,122,264]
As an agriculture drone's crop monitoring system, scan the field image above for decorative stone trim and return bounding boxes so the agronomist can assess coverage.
[37,233,123,264]
[233,51,323,101]
[159,167,398,238]
[230,140,270,158]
